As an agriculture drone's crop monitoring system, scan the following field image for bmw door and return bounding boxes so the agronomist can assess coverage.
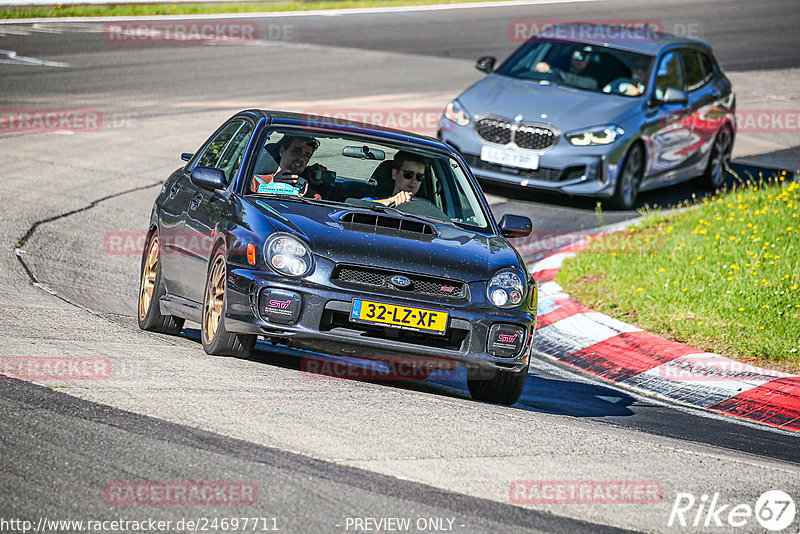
[683,48,732,175]
[645,50,694,184]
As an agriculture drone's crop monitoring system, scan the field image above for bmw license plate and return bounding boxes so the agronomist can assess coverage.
[481,145,539,170]
[350,299,448,335]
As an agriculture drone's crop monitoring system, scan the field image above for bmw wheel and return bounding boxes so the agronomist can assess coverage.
[611,144,644,210]
[701,127,732,190]
[201,247,256,358]
[138,230,184,335]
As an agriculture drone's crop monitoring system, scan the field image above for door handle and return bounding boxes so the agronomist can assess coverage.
[189,193,203,210]
[169,183,180,199]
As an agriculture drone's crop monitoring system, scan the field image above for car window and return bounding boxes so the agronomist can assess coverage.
[249,129,490,231]
[499,40,651,96]
[216,122,254,185]
[698,51,715,84]
[196,120,245,172]
[502,41,552,79]
[654,51,685,100]
[681,49,706,91]
[437,159,483,226]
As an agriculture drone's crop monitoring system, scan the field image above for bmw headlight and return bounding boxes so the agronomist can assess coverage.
[444,100,472,127]
[265,234,313,277]
[487,269,525,309]
[566,125,624,146]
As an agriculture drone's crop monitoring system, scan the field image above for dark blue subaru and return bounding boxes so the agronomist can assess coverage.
[138,110,537,404]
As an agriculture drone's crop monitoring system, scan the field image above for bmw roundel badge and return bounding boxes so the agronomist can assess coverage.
[391,275,412,288]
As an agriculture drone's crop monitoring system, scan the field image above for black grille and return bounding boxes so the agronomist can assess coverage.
[338,267,386,287]
[475,117,513,145]
[334,265,466,299]
[340,212,435,241]
[463,154,585,183]
[515,124,557,150]
[474,117,557,150]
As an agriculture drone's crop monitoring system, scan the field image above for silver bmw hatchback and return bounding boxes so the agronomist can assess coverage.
[439,23,735,209]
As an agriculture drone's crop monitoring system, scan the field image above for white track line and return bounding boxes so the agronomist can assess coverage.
[0,48,70,67]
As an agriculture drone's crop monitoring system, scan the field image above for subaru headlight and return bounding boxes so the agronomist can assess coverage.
[265,234,313,277]
[487,269,525,309]
[565,125,624,146]
[444,100,471,127]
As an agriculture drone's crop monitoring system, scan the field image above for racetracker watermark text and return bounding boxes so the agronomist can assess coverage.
[0,109,101,133]
[301,109,444,135]
[103,21,289,44]
[104,481,258,506]
[509,231,663,258]
[509,480,663,504]
[508,20,703,43]
[104,230,214,256]
[657,354,788,382]
[1,357,111,381]
[736,109,800,133]
[300,357,459,381]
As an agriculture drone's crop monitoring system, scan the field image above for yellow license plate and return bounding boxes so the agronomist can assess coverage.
[350,299,448,334]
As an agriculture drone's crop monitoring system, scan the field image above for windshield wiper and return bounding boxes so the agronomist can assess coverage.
[367,203,390,213]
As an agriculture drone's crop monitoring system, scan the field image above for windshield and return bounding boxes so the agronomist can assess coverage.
[500,40,653,96]
[247,129,490,231]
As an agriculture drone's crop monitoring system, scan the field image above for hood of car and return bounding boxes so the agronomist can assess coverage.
[249,198,523,281]
[458,73,639,131]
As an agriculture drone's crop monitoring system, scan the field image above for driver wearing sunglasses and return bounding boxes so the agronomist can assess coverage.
[371,151,428,207]
[534,44,598,90]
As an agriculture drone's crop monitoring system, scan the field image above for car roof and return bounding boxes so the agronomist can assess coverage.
[236,109,451,154]
[530,22,714,56]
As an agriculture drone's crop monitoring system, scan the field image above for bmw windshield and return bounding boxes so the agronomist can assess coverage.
[499,40,653,96]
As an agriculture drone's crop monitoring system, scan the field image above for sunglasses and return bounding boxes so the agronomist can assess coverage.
[572,51,590,61]
[400,169,425,182]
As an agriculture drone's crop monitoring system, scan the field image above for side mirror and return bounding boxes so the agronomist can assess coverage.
[499,214,532,238]
[181,152,193,162]
[475,56,496,74]
[661,87,689,105]
[190,166,225,191]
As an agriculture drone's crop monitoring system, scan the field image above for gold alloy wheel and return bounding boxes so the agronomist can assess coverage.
[203,254,226,344]
[138,235,159,321]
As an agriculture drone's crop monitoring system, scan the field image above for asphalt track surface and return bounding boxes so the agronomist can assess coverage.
[1,1,800,532]
[2,0,799,71]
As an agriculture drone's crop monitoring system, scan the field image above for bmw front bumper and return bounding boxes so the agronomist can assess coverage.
[439,116,630,199]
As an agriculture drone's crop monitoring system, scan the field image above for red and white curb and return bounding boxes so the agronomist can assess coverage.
[530,242,800,433]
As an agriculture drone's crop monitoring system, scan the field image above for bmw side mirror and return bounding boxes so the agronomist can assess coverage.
[499,214,532,238]
[190,166,225,191]
[661,87,689,105]
[475,56,496,74]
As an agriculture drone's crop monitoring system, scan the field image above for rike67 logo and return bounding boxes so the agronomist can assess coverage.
[668,490,796,531]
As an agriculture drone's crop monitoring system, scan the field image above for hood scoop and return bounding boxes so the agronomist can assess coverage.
[340,212,436,241]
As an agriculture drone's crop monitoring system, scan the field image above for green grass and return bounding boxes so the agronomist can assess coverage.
[2,0,505,19]
[557,174,800,371]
